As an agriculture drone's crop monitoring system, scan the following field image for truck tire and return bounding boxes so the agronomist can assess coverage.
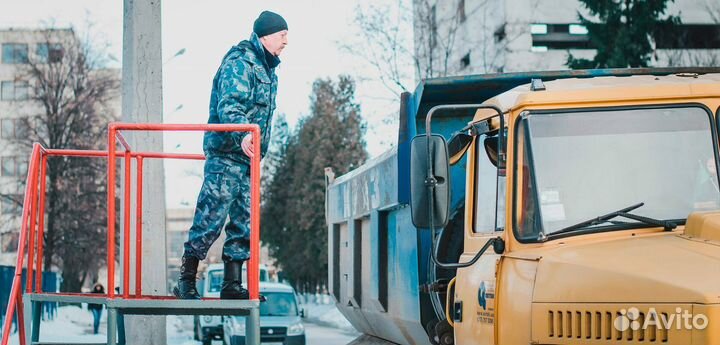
[425,319,440,345]
[434,319,454,345]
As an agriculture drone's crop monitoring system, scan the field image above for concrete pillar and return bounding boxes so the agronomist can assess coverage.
[122,1,167,344]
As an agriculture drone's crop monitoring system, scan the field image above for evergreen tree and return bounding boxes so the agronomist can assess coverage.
[567,0,679,69]
[262,76,367,292]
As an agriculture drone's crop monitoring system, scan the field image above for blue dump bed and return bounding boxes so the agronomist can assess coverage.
[325,68,712,345]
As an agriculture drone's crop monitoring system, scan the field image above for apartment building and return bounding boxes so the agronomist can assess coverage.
[414,0,720,76]
[0,28,120,269]
[0,28,73,265]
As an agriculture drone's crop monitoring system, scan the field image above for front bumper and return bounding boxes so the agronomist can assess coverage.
[202,325,223,340]
[229,334,306,345]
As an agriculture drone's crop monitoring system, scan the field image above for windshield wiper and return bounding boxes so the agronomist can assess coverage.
[549,202,677,238]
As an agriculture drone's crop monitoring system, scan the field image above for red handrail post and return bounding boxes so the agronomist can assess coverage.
[107,126,117,298]
[35,155,48,292]
[16,292,25,345]
[123,150,132,298]
[1,144,41,345]
[25,153,40,293]
[248,127,261,301]
[135,156,144,296]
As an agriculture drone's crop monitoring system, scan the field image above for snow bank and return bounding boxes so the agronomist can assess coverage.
[6,305,105,345]
[301,298,357,335]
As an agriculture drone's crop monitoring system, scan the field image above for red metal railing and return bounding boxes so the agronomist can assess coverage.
[1,123,262,345]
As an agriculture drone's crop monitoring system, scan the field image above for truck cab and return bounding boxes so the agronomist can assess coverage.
[448,72,720,345]
[326,68,720,345]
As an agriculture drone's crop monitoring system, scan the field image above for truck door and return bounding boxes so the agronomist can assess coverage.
[453,133,505,345]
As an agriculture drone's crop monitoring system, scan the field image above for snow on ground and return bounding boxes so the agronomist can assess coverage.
[303,303,357,334]
[3,296,358,344]
[5,305,106,345]
[167,315,203,345]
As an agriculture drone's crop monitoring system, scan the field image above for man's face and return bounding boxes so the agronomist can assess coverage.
[260,30,288,56]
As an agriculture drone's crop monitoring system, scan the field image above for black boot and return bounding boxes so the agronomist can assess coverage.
[220,261,249,300]
[173,254,201,300]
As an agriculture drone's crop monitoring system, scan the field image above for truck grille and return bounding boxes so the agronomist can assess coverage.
[260,326,287,336]
[547,310,668,342]
[533,304,693,344]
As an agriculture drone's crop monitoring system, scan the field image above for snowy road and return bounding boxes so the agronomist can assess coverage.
[5,305,361,345]
[304,322,360,344]
[168,314,361,345]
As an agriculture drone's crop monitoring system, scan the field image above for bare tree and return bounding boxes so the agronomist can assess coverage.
[340,1,416,97]
[341,0,522,99]
[0,25,120,292]
[707,0,720,23]
[656,0,720,67]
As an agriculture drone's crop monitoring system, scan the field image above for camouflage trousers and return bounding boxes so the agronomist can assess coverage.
[183,156,251,262]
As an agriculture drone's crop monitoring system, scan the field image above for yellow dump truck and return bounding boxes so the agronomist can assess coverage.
[326,68,720,344]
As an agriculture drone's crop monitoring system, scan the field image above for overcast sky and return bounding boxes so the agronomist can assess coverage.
[1,0,413,208]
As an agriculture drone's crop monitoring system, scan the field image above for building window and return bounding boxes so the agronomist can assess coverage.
[1,194,23,218]
[655,24,720,49]
[530,24,548,35]
[531,23,591,50]
[1,118,28,139]
[37,43,64,63]
[2,43,28,64]
[166,231,187,260]
[1,232,20,253]
[569,24,589,35]
[458,0,466,23]
[1,81,29,101]
[460,52,471,69]
[1,157,28,177]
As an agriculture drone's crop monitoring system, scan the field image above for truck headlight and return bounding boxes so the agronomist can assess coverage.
[287,321,304,336]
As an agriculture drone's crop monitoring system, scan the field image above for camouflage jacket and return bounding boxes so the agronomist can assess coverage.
[204,32,278,164]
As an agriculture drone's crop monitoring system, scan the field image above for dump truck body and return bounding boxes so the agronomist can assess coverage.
[326,68,720,345]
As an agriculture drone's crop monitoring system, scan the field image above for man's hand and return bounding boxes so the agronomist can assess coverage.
[241,134,254,158]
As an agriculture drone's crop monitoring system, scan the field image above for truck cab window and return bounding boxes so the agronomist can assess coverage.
[474,134,506,233]
[514,120,541,241]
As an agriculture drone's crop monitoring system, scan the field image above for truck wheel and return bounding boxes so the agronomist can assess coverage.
[425,319,440,345]
[202,337,212,345]
[434,319,454,345]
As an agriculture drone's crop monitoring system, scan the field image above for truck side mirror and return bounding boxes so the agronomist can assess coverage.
[410,134,450,229]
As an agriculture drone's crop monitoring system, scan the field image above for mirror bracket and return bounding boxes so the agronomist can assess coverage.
[418,103,506,269]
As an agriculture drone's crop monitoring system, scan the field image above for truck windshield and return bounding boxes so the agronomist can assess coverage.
[260,292,298,316]
[207,268,269,292]
[516,106,720,241]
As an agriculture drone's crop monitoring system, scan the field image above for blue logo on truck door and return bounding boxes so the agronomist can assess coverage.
[479,282,487,310]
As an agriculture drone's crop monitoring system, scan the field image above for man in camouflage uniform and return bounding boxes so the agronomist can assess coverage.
[174,11,288,300]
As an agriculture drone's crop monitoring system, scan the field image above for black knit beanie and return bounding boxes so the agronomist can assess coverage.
[253,11,288,37]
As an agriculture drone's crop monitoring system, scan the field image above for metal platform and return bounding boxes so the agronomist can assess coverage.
[23,293,261,345]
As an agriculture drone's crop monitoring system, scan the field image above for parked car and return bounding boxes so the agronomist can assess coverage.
[223,282,306,345]
[194,263,270,345]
